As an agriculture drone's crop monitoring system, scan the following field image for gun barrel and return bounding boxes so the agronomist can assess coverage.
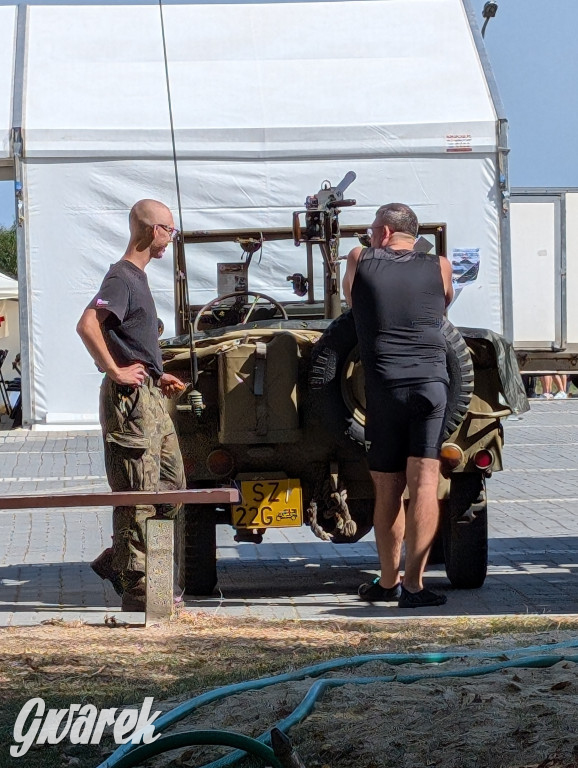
[334,170,357,195]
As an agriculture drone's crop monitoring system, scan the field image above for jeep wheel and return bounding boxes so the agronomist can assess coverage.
[309,311,474,445]
[442,473,487,589]
[309,309,361,445]
[175,504,218,595]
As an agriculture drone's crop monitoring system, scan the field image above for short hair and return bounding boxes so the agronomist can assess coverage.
[129,199,171,240]
[375,203,418,238]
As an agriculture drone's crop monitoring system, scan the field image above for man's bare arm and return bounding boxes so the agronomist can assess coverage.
[439,256,454,307]
[343,246,364,307]
[76,308,146,387]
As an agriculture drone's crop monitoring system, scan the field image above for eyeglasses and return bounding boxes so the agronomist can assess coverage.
[155,223,180,240]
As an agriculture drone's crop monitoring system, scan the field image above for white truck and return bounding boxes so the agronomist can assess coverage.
[510,188,578,380]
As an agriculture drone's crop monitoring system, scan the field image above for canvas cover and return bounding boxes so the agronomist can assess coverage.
[218,333,300,444]
[459,327,530,415]
[12,0,503,426]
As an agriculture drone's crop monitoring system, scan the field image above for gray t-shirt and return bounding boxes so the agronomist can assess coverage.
[89,259,163,379]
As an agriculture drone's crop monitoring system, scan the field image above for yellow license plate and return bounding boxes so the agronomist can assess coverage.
[232,479,303,528]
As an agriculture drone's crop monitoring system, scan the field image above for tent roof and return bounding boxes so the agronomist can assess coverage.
[20,0,497,159]
[0,6,17,163]
[0,270,18,300]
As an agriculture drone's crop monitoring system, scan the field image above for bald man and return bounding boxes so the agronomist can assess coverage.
[77,199,186,612]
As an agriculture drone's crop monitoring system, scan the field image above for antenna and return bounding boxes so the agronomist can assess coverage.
[158,0,183,234]
[158,0,202,411]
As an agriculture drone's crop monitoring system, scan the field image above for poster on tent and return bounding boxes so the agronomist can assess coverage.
[451,248,480,301]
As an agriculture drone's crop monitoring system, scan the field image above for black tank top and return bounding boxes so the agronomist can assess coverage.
[351,247,448,385]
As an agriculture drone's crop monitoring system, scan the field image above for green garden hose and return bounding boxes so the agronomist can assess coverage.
[104,730,284,768]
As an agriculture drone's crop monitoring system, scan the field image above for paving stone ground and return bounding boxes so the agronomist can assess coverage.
[1,400,578,625]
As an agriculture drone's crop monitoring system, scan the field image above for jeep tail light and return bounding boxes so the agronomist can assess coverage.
[474,449,494,470]
[207,449,234,478]
[440,443,464,471]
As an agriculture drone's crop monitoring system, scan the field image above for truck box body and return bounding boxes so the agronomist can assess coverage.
[510,188,578,372]
[1,0,510,427]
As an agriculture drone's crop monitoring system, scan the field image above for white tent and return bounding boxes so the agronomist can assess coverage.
[4,0,509,427]
[0,271,20,380]
[0,272,18,301]
[0,6,16,177]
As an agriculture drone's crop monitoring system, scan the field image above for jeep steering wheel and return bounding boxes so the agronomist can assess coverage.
[193,291,288,333]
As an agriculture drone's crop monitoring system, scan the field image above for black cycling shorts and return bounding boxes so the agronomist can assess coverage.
[364,378,448,473]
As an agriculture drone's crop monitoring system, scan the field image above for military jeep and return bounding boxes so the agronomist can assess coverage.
[161,174,529,595]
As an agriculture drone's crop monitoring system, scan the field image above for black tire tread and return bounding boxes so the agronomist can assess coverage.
[442,319,474,438]
[175,504,218,595]
[309,311,474,445]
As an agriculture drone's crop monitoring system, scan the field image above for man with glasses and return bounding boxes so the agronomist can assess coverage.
[77,199,186,611]
[343,203,453,609]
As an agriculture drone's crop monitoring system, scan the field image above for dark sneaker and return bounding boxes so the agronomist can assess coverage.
[121,575,146,612]
[121,596,185,612]
[398,586,447,609]
[121,593,146,612]
[90,548,124,596]
[122,580,184,612]
[358,577,402,602]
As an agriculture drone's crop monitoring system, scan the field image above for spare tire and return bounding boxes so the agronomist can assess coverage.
[309,310,474,445]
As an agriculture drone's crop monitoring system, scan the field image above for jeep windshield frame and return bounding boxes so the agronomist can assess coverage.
[173,224,447,335]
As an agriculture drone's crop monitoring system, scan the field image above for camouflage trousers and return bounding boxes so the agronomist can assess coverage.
[99,375,185,594]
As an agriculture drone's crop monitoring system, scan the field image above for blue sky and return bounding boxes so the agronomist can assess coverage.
[1,0,577,226]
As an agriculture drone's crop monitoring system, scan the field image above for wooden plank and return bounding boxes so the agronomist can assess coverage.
[0,487,240,622]
[0,488,239,510]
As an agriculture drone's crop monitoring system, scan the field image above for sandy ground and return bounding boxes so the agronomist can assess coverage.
[146,635,578,768]
[3,620,578,768]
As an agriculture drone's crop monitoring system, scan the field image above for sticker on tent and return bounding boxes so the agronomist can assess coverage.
[451,248,480,287]
[445,133,472,152]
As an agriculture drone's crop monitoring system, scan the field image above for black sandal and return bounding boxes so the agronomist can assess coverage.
[398,586,447,608]
[358,578,402,602]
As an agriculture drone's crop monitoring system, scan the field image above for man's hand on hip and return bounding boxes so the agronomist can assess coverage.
[159,373,186,397]
[109,363,147,387]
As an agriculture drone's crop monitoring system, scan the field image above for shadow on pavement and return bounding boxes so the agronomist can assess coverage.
[3,532,578,617]
[0,561,119,612]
